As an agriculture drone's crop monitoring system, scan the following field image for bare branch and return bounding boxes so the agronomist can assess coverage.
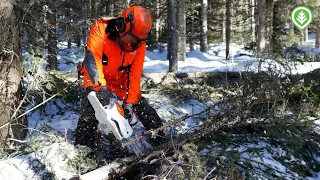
[203,167,216,180]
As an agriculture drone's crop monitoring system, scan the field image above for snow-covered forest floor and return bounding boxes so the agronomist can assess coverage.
[1,38,320,179]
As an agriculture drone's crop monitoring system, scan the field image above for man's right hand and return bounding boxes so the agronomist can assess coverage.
[86,86,110,106]
[86,81,106,92]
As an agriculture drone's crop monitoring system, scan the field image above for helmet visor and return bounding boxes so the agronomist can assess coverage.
[118,32,146,52]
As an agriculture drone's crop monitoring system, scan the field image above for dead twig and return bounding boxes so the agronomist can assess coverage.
[141,175,158,180]
[203,167,216,180]
[7,138,28,143]
[164,165,176,179]
[11,90,28,120]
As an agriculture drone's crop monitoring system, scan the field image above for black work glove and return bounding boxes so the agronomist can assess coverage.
[96,86,110,106]
[123,103,133,121]
[86,86,110,106]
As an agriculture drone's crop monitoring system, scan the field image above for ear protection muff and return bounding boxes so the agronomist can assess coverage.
[115,14,134,33]
[115,18,126,33]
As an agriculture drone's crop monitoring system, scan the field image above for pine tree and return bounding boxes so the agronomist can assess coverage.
[200,0,208,52]
[257,0,266,57]
[177,0,186,61]
[168,0,178,72]
[47,2,58,70]
[0,0,27,148]
[226,0,231,60]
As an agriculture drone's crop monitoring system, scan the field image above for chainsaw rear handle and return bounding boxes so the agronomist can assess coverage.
[85,86,110,105]
[123,103,133,120]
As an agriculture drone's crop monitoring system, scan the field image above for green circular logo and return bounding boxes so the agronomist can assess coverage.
[291,6,312,30]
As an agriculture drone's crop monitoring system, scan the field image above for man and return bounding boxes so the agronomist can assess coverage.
[75,6,165,149]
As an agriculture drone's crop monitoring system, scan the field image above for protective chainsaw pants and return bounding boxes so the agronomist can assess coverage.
[132,97,163,130]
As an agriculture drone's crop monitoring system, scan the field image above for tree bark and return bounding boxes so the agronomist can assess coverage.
[304,28,308,41]
[0,0,27,149]
[266,0,274,54]
[272,1,282,54]
[222,9,226,43]
[168,0,177,72]
[67,23,72,49]
[47,5,58,70]
[200,0,208,52]
[250,0,256,43]
[177,0,186,61]
[290,22,294,37]
[316,25,320,48]
[189,15,195,51]
[106,0,114,16]
[226,0,231,60]
[300,28,308,42]
[74,24,82,48]
[257,0,266,57]
[90,0,96,18]
[155,0,161,44]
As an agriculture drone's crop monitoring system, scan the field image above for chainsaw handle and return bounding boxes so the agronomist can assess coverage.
[86,86,110,106]
[123,103,133,120]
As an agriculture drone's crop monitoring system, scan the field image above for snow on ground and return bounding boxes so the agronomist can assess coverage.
[0,141,80,180]
[26,99,79,140]
[0,99,81,180]
[1,36,320,179]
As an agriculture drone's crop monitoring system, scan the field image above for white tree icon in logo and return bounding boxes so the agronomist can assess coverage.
[297,11,307,24]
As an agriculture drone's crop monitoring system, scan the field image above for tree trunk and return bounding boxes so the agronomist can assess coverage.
[316,25,320,48]
[106,0,114,16]
[290,22,294,37]
[177,0,186,61]
[250,0,256,43]
[272,1,281,54]
[90,0,96,18]
[226,0,231,60]
[67,23,72,49]
[266,0,274,54]
[82,28,87,46]
[74,24,82,48]
[47,6,58,70]
[0,0,27,149]
[257,0,266,57]
[304,28,308,41]
[155,0,161,44]
[222,9,226,43]
[168,0,177,72]
[300,29,308,42]
[200,0,208,52]
[189,16,195,51]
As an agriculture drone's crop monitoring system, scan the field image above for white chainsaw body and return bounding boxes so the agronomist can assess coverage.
[87,91,133,141]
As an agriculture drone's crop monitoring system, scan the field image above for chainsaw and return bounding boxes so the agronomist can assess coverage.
[87,91,144,156]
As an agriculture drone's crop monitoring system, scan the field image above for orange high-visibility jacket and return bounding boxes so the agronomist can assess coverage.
[81,19,145,104]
